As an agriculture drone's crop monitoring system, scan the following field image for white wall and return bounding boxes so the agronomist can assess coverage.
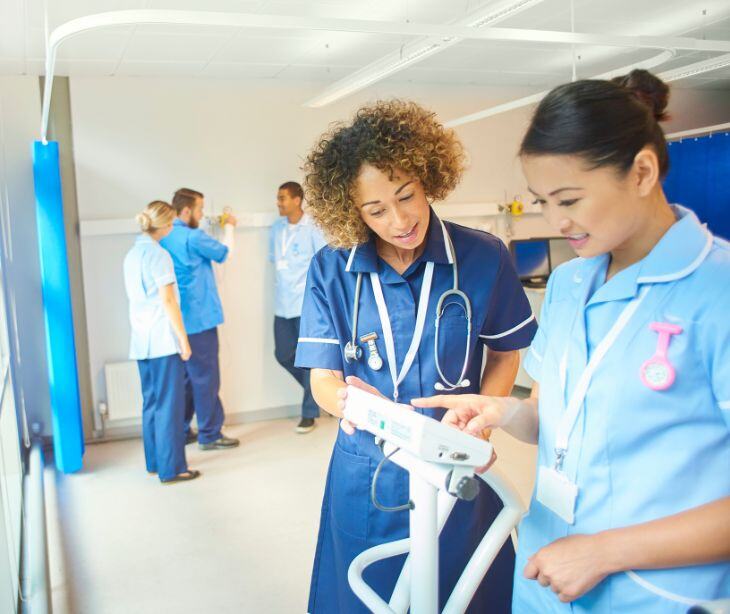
[68,75,730,424]
[69,76,554,422]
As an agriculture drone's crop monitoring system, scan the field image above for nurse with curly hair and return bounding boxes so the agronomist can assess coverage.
[295,100,537,612]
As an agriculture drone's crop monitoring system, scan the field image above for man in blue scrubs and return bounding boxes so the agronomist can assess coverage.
[270,181,327,433]
[161,188,239,450]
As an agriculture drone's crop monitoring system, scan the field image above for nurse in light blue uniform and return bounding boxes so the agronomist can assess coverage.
[296,101,537,613]
[416,71,730,612]
[123,201,199,484]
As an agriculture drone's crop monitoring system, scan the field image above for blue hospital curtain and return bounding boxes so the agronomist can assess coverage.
[663,132,730,240]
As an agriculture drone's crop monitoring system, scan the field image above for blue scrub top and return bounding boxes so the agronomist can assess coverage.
[296,210,537,386]
[160,218,228,335]
[269,213,327,318]
[123,234,180,360]
[516,206,730,613]
[296,209,537,612]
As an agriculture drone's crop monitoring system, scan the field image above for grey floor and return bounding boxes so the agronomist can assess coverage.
[45,414,536,614]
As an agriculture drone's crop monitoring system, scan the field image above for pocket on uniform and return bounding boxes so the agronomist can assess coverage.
[437,312,471,382]
[329,443,371,541]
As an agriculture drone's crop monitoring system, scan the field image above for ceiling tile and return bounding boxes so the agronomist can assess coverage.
[114,60,208,76]
[145,0,263,12]
[27,1,147,30]
[201,62,285,78]
[214,34,317,63]
[123,32,227,62]
[272,63,353,82]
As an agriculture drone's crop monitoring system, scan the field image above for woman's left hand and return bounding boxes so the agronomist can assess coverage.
[336,375,390,435]
[523,534,613,603]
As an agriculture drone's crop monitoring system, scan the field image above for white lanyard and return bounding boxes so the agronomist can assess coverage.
[554,285,651,470]
[369,262,434,402]
[280,224,298,258]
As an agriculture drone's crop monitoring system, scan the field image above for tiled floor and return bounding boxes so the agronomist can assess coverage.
[46,413,536,614]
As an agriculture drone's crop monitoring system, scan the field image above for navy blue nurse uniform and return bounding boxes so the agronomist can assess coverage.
[295,209,537,613]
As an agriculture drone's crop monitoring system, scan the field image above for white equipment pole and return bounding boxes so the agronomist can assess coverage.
[409,474,439,614]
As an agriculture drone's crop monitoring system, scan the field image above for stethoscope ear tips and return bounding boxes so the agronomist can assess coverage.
[433,378,471,392]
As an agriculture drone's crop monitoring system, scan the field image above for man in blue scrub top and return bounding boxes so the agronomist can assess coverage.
[269,181,327,433]
[161,187,239,450]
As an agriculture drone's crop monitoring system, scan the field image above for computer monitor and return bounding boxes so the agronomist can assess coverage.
[509,239,551,287]
[548,237,576,270]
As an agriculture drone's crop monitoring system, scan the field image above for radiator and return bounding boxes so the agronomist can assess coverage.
[103,361,143,424]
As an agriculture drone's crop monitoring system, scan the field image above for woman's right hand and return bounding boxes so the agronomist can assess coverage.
[336,375,389,435]
[179,338,192,362]
[411,394,520,436]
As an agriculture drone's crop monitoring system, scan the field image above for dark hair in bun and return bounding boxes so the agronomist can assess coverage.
[520,69,671,178]
[612,69,670,121]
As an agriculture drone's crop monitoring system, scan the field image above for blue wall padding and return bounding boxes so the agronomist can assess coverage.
[32,141,84,473]
[664,132,730,240]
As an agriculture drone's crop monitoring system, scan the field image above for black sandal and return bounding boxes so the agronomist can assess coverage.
[161,469,201,484]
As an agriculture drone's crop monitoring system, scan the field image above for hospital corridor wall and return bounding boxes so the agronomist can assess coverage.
[68,75,547,436]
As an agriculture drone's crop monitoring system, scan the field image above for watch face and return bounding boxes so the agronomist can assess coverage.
[642,360,671,388]
[368,354,383,371]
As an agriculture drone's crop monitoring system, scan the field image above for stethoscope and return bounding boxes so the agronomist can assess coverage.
[343,226,472,392]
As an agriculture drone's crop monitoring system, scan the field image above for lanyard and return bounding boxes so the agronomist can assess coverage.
[554,285,651,470]
[369,262,434,402]
[280,224,298,258]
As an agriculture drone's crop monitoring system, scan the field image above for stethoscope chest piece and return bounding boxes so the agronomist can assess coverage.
[344,341,362,363]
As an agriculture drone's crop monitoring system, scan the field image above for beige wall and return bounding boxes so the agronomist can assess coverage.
[69,75,729,422]
[69,76,552,421]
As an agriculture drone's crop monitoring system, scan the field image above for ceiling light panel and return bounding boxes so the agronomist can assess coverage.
[660,52,730,81]
[305,0,548,106]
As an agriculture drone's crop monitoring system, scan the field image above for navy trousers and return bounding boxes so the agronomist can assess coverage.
[137,354,188,481]
[274,316,320,419]
[184,327,226,444]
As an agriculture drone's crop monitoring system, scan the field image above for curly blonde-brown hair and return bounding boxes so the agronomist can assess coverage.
[303,100,466,248]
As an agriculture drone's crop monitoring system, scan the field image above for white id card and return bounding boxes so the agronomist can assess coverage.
[276,259,289,271]
[536,466,578,524]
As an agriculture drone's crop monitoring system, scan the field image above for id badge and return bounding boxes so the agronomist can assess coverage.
[276,259,289,271]
[536,466,577,524]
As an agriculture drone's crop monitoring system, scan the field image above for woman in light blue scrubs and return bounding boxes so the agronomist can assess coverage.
[415,70,730,612]
[123,201,200,484]
[295,100,537,612]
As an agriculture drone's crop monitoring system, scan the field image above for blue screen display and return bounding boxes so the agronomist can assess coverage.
[512,240,550,279]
